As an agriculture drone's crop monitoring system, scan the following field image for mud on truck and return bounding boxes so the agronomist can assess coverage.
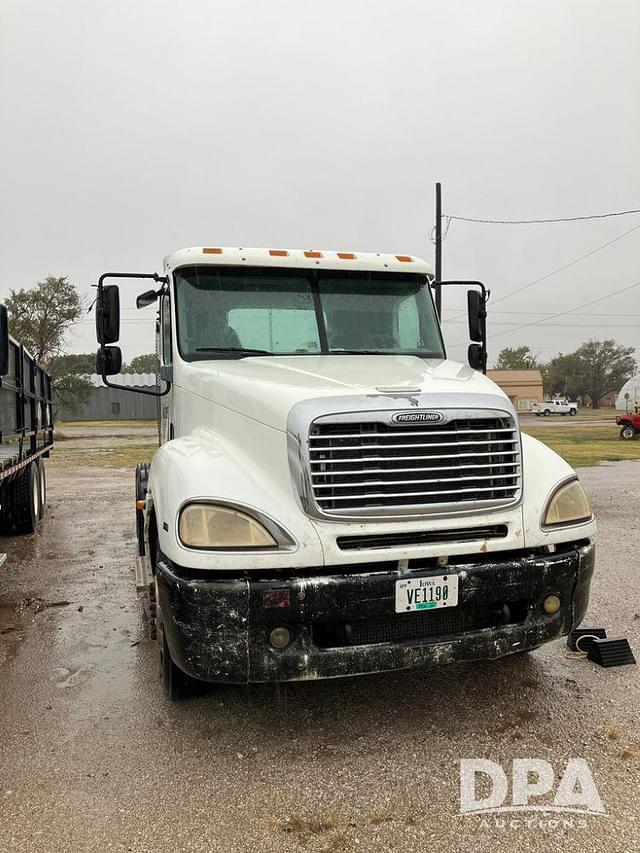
[95,248,596,699]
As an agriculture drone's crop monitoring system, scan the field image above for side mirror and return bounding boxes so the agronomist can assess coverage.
[468,344,486,372]
[467,290,485,343]
[136,289,159,309]
[96,345,122,376]
[0,304,9,376]
[96,285,120,344]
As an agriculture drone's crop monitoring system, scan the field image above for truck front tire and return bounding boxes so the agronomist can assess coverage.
[620,425,636,440]
[135,463,150,557]
[159,623,187,701]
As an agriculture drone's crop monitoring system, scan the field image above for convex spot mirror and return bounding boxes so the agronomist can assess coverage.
[96,345,122,376]
[136,289,160,309]
[96,285,120,344]
[468,344,486,372]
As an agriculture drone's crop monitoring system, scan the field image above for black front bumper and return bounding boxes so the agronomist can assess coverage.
[156,541,595,684]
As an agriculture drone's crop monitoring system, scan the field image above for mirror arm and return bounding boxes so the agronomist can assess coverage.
[101,376,172,398]
[96,271,171,397]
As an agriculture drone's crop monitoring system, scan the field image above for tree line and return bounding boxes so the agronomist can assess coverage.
[494,342,636,409]
[5,276,158,415]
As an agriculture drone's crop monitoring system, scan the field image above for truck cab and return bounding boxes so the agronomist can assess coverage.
[95,247,596,699]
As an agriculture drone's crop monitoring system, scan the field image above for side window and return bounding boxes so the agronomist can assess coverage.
[161,295,172,364]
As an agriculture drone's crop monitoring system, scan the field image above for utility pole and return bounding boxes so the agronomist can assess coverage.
[434,182,442,318]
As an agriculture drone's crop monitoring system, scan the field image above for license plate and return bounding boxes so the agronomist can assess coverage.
[395,574,459,614]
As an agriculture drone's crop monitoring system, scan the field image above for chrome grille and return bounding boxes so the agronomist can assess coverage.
[307,413,521,517]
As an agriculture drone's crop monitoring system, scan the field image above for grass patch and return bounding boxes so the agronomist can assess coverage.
[523,424,640,468]
[49,443,158,469]
[274,814,339,844]
[56,419,157,429]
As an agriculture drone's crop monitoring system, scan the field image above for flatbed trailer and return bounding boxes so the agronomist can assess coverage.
[0,307,53,534]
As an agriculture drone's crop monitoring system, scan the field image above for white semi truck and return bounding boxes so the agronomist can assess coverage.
[95,247,596,699]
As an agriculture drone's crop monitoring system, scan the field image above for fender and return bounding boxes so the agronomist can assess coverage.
[147,429,325,571]
[520,432,597,548]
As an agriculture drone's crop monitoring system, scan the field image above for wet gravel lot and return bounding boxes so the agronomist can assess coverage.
[0,456,638,852]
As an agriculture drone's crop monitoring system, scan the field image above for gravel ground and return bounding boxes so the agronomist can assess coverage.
[0,458,638,853]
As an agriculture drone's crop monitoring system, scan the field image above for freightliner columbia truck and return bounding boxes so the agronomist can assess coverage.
[94,247,595,699]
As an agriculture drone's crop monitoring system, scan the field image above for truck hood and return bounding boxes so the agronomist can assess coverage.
[179,355,510,432]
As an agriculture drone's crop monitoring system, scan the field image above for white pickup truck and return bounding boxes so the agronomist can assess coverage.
[94,247,596,699]
[532,399,578,417]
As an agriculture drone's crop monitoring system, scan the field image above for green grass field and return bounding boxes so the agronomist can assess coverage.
[56,419,156,430]
[49,442,158,468]
[523,423,640,468]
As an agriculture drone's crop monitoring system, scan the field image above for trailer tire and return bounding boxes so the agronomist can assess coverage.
[11,463,41,534]
[37,458,47,518]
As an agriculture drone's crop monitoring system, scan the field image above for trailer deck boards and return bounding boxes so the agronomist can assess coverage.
[0,336,53,467]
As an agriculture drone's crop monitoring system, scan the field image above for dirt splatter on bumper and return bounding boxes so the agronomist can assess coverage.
[156,541,595,683]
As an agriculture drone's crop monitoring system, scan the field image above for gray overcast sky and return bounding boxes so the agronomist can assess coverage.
[1,0,639,364]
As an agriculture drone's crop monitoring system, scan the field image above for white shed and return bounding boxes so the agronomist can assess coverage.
[616,376,640,411]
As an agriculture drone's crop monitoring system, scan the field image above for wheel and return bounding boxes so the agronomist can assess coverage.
[154,541,195,700]
[135,463,150,557]
[620,425,636,440]
[148,578,157,641]
[160,623,183,701]
[158,611,189,701]
[543,409,551,417]
[569,409,577,416]
[10,463,41,534]
[37,458,47,518]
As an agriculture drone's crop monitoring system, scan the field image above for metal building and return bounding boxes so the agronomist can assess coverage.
[57,374,159,421]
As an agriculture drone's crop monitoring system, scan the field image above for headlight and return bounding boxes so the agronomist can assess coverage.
[179,503,278,549]
[543,479,592,528]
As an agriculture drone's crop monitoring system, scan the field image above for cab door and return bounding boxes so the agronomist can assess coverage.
[159,293,174,443]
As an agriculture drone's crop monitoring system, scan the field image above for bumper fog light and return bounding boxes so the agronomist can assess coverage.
[269,627,291,650]
[543,594,561,615]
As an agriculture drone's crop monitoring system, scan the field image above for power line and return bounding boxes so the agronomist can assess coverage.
[447,277,640,348]
[490,278,640,340]
[444,220,640,322]
[446,207,640,225]
[490,222,640,307]
[444,310,640,318]
[445,320,640,328]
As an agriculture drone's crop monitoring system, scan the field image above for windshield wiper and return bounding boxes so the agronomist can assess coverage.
[331,349,442,356]
[195,347,272,355]
[331,349,391,355]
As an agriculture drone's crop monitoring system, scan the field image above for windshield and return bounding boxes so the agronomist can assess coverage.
[174,266,444,360]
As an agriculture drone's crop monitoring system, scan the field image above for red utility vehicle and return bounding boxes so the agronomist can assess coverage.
[616,412,640,439]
